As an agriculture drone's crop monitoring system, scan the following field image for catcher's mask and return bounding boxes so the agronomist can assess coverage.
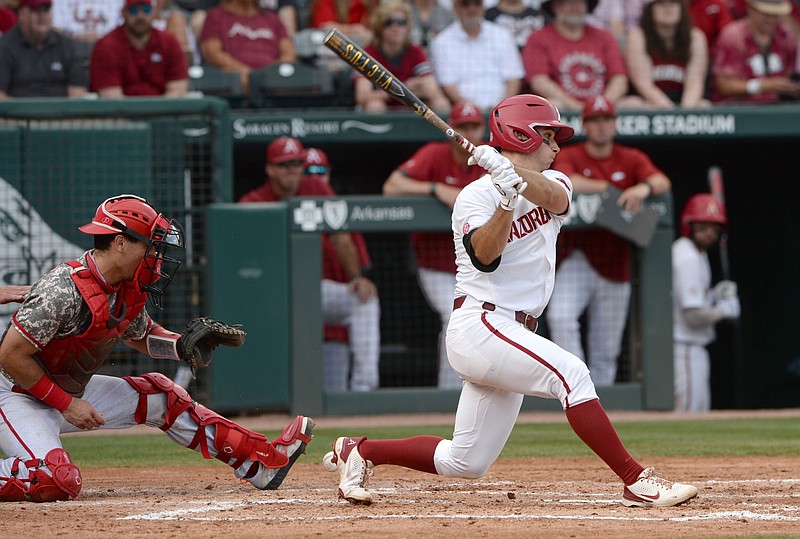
[79,194,184,309]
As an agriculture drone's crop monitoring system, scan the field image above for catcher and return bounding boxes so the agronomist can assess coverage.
[0,194,313,502]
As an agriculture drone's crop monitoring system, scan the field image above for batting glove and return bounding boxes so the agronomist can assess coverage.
[492,166,527,211]
[468,145,512,174]
[716,297,741,320]
[712,280,738,302]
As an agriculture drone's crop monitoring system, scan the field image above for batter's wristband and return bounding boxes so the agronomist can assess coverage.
[28,375,72,412]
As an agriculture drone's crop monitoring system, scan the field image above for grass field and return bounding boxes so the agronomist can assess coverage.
[59,416,800,467]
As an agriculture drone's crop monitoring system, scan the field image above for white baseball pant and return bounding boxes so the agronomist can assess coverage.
[673,341,711,413]
[321,279,380,391]
[433,296,598,478]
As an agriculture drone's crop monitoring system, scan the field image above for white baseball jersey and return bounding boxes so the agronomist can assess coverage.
[452,170,572,317]
[672,236,715,346]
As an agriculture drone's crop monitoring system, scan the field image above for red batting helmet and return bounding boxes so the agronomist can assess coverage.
[79,194,184,309]
[680,193,727,237]
[488,94,574,153]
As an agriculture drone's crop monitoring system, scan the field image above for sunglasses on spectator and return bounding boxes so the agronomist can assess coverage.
[384,17,408,27]
[457,0,482,7]
[306,165,330,175]
[275,160,305,168]
[127,4,153,15]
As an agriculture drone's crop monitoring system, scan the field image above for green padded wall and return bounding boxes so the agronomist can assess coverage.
[206,204,291,412]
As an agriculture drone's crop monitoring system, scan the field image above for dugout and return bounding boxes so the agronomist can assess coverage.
[225,104,800,414]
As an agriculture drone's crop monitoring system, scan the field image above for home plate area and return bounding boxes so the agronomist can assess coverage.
[2,457,798,538]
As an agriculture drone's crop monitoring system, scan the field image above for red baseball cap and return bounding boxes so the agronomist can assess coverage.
[125,0,154,9]
[582,96,617,121]
[448,101,484,127]
[305,147,330,168]
[266,136,308,164]
[18,0,52,8]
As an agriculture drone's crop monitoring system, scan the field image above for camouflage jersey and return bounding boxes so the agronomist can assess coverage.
[12,251,150,351]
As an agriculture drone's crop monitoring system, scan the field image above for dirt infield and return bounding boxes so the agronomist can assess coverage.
[3,410,799,538]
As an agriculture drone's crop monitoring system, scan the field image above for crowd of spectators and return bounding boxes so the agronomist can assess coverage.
[0,0,798,106]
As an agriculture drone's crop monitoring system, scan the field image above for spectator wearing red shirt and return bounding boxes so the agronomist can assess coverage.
[239,137,381,392]
[689,0,734,53]
[382,102,486,389]
[90,0,188,97]
[0,6,17,34]
[522,0,629,112]
[199,0,295,94]
[310,0,376,43]
[354,0,449,113]
[546,96,672,386]
[712,0,799,103]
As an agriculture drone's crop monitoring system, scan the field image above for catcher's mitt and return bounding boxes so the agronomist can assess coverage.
[178,317,246,376]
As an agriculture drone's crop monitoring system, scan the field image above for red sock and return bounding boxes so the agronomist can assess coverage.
[359,435,443,475]
[565,399,645,485]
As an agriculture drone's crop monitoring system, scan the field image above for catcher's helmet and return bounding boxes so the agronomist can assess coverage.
[680,193,727,237]
[488,94,574,153]
[80,194,184,309]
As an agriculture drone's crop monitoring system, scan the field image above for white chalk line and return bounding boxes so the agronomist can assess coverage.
[118,507,800,523]
[114,476,800,524]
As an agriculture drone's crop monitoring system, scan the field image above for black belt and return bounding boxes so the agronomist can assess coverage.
[453,296,538,332]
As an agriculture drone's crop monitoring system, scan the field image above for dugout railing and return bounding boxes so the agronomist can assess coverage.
[207,194,674,416]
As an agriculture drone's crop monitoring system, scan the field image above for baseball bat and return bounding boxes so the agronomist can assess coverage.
[707,166,731,280]
[323,29,476,155]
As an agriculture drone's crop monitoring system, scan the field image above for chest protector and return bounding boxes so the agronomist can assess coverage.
[36,261,146,396]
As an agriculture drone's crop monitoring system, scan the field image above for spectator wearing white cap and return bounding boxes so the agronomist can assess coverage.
[712,0,800,102]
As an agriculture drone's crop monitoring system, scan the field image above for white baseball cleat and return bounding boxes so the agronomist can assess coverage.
[622,467,699,507]
[322,436,374,504]
[246,415,314,490]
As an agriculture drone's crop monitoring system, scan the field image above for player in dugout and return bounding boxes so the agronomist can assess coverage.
[0,194,313,502]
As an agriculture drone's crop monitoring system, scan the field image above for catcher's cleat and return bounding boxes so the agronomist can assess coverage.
[622,467,698,508]
[322,436,374,504]
[247,415,314,490]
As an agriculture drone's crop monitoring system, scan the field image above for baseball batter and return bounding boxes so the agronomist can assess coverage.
[0,194,313,502]
[382,101,486,389]
[673,193,740,413]
[322,95,698,508]
[547,96,671,386]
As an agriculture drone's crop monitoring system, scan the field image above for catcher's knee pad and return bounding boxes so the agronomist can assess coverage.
[0,448,82,502]
[124,372,288,470]
[124,372,193,430]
